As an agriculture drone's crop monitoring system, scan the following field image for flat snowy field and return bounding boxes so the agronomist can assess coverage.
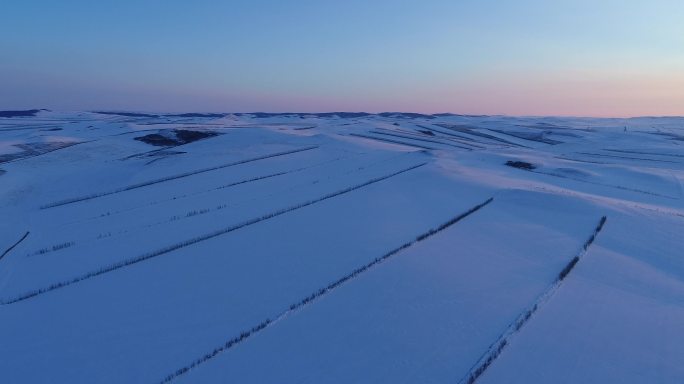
[1,110,683,383]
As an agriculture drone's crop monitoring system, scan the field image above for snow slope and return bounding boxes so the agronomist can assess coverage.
[1,111,683,383]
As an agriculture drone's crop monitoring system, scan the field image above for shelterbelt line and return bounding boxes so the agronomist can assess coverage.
[159,197,494,383]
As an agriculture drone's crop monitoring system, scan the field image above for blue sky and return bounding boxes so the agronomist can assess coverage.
[1,0,683,116]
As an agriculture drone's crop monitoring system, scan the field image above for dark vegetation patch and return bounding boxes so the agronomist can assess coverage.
[505,160,536,170]
[0,109,42,118]
[93,111,159,118]
[175,129,217,143]
[134,133,179,146]
[134,129,219,147]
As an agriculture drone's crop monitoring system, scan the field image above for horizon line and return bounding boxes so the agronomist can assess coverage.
[3,108,684,120]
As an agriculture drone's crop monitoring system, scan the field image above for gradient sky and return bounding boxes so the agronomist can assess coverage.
[1,0,683,116]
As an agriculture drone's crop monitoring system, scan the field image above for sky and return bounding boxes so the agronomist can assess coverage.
[1,0,683,116]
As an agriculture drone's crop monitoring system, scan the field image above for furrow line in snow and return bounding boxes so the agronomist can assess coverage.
[348,133,435,150]
[27,171,296,256]
[412,126,487,149]
[488,128,562,145]
[434,124,524,147]
[369,130,474,150]
[158,197,494,384]
[509,164,679,199]
[0,141,88,165]
[40,146,319,209]
[604,149,684,158]
[458,215,608,384]
[0,232,30,262]
[65,154,351,226]
[530,169,678,199]
[578,151,681,164]
[1,162,427,305]
[415,124,487,145]
[554,156,609,165]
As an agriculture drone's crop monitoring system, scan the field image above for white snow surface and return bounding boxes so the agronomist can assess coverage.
[1,111,683,383]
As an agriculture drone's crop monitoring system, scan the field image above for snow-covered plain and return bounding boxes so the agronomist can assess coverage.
[1,110,683,383]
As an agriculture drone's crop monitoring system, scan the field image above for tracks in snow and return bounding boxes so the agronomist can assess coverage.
[459,216,608,384]
[2,162,427,305]
[158,197,494,383]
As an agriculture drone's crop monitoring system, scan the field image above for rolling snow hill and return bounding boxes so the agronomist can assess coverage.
[1,110,683,383]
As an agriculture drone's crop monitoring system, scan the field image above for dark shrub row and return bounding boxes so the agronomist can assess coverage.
[1,232,30,262]
[467,339,507,384]
[349,133,435,150]
[527,168,675,199]
[32,241,76,256]
[370,130,473,150]
[462,215,608,384]
[159,318,272,383]
[40,146,319,209]
[3,163,426,305]
[159,197,494,383]
[557,215,607,281]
